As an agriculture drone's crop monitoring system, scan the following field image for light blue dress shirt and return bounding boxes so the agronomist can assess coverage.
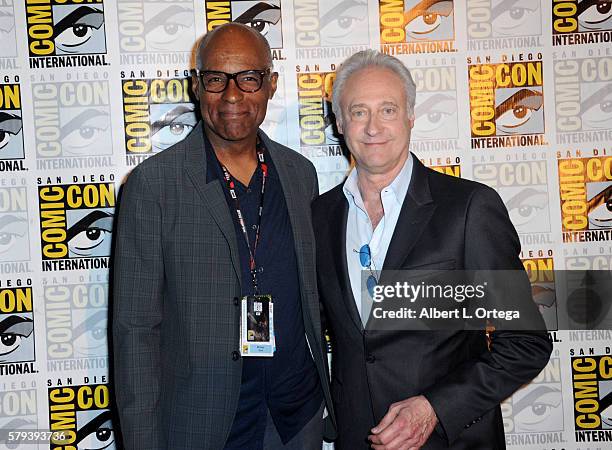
[343,154,414,323]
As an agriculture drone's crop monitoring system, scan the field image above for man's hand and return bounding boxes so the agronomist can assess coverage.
[368,395,438,450]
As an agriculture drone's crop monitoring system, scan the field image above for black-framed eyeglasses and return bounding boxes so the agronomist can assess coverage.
[194,69,271,93]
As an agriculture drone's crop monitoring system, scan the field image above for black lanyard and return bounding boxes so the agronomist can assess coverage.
[219,143,267,293]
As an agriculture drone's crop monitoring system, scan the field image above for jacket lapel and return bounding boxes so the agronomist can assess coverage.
[327,189,364,333]
[266,142,303,270]
[381,156,436,275]
[264,135,313,309]
[364,157,436,329]
[183,125,242,285]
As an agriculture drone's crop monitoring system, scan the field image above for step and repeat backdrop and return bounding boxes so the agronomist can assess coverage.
[1,0,611,449]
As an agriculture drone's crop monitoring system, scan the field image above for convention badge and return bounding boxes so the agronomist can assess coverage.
[240,294,275,357]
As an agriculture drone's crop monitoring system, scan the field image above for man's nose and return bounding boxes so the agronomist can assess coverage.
[365,113,382,136]
[221,78,244,103]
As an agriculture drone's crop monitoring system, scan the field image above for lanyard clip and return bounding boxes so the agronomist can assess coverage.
[251,268,259,294]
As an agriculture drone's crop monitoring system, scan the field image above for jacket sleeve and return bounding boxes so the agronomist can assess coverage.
[422,186,553,445]
[112,167,165,450]
[310,160,319,202]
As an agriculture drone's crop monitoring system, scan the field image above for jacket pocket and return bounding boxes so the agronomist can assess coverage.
[401,258,456,270]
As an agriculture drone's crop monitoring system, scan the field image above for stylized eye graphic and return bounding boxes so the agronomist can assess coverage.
[0,112,22,151]
[261,100,286,138]
[60,109,110,155]
[319,0,368,44]
[54,6,104,54]
[73,310,107,357]
[505,188,548,228]
[67,210,113,257]
[0,418,37,449]
[531,284,556,312]
[587,184,612,229]
[0,7,15,34]
[513,385,562,432]
[581,84,612,130]
[234,2,281,36]
[145,5,194,51]
[495,88,543,133]
[413,93,457,137]
[404,0,453,38]
[0,8,17,58]
[150,105,197,152]
[600,391,612,427]
[578,0,612,31]
[0,214,27,256]
[491,0,540,36]
[76,410,114,450]
[0,315,34,359]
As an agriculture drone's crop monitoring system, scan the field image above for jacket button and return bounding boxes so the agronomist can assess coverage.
[233,297,239,306]
[232,351,240,361]
[366,354,376,363]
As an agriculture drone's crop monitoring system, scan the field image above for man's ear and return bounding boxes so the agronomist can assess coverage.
[336,117,343,134]
[269,71,279,99]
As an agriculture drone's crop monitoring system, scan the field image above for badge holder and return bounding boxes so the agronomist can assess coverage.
[240,294,275,357]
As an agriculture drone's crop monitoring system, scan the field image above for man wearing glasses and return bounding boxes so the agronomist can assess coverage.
[312,50,552,449]
[113,24,332,450]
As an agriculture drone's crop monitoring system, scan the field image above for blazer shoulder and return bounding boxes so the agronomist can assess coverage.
[426,165,501,203]
[313,183,344,216]
[130,124,203,181]
[267,138,316,171]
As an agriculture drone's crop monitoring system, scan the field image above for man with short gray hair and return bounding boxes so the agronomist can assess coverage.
[313,49,552,449]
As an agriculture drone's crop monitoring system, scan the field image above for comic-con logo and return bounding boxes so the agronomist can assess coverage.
[44,275,109,366]
[48,382,115,450]
[0,0,17,59]
[0,79,25,172]
[0,283,35,373]
[522,250,558,330]
[295,65,350,193]
[0,384,38,449]
[32,76,113,168]
[296,68,337,148]
[473,159,551,234]
[421,156,461,177]
[207,0,284,57]
[467,0,543,50]
[293,0,369,58]
[557,154,612,243]
[37,176,115,271]
[571,354,612,440]
[468,57,546,149]
[553,0,612,46]
[554,53,612,146]
[379,0,456,55]
[117,0,195,65]
[0,182,30,265]
[122,73,196,166]
[503,356,564,443]
[565,247,612,270]
[25,0,108,69]
[410,64,458,152]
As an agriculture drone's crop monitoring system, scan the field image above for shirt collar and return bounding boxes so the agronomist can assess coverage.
[204,128,278,183]
[343,153,413,208]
